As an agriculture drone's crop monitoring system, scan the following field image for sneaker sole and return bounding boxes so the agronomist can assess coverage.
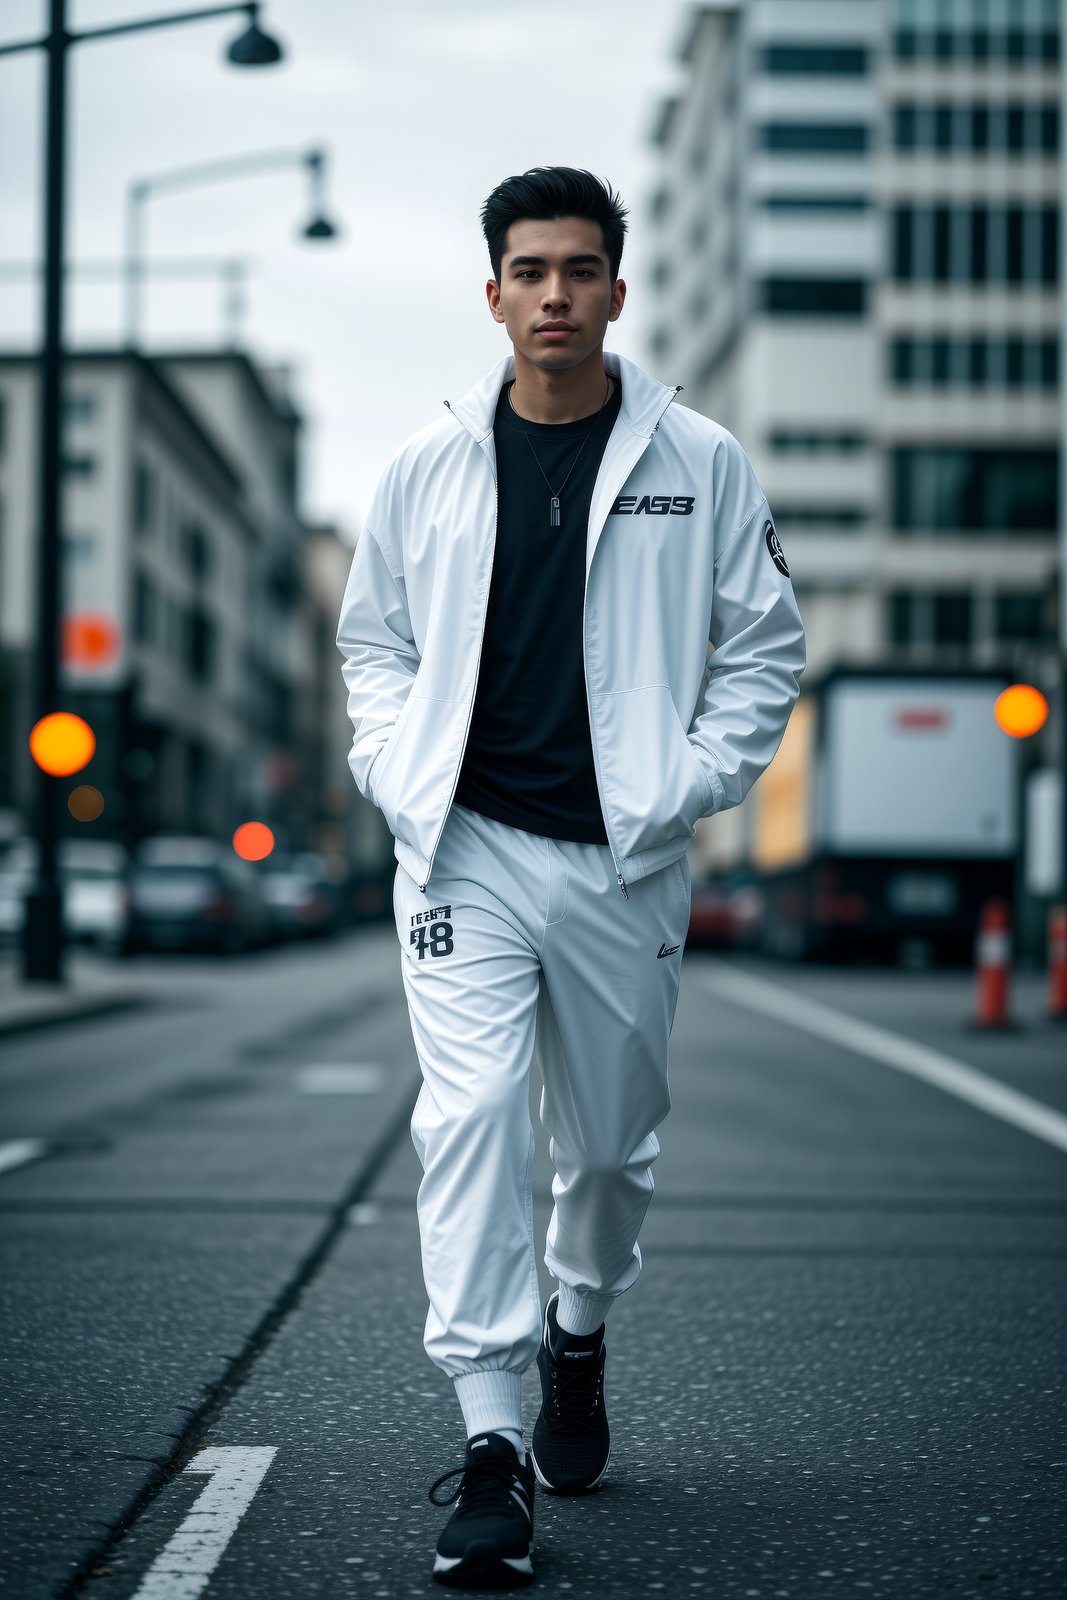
[433,1538,534,1588]
[528,1443,610,1496]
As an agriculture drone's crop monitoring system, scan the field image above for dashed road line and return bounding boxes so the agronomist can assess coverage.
[294,1062,385,1094]
[697,962,1067,1157]
[128,1448,277,1600]
[0,1137,48,1176]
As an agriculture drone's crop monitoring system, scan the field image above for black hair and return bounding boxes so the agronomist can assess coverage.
[481,166,629,284]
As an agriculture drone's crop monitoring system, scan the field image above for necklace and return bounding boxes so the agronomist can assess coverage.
[507,375,614,527]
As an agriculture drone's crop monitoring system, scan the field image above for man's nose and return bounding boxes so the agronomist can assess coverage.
[542,277,570,306]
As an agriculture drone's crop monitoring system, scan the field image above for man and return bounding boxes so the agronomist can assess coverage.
[336,166,805,1588]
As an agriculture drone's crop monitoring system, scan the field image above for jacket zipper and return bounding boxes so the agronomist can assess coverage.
[418,401,498,893]
[429,381,682,901]
[583,384,684,900]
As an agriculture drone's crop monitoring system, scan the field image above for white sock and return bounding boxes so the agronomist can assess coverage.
[493,1427,525,1462]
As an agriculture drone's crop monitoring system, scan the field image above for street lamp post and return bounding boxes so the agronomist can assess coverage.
[0,2,285,983]
[125,146,338,346]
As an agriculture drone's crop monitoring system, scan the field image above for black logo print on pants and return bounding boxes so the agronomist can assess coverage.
[410,904,454,959]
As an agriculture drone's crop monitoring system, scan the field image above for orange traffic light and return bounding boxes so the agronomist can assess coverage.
[28,712,96,775]
[233,821,275,861]
[63,613,119,668]
[994,683,1049,739]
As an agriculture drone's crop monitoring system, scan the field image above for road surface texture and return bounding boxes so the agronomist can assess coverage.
[1,926,1063,1598]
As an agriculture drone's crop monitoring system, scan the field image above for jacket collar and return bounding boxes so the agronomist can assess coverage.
[444,348,679,445]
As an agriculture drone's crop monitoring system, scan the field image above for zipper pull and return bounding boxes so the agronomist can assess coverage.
[617,874,629,901]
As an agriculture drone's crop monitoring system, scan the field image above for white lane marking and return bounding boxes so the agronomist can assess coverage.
[347,1202,380,1226]
[129,1447,276,1600]
[696,963,1067,1157]
[294,1063,385,1094]
[0,1138,48,1175]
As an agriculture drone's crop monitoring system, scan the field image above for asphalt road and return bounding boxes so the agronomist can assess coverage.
[1,926,1064,1599]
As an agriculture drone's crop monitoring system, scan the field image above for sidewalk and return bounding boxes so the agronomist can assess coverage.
[0,945,173,1038]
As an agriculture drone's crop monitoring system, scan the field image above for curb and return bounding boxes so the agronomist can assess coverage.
[0,993,154,1041]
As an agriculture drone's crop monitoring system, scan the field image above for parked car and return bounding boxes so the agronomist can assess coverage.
[0,837,130,952]
[687,877,739,948]
[126,836,269,955]
[261,852,343,942]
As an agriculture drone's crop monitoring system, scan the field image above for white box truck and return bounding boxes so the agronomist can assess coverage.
[727,668,1017,961]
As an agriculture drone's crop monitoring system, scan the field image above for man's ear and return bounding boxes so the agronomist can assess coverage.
[608,277,627,322]
[486,279,506,323]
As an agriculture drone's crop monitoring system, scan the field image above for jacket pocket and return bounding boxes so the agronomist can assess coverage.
[594,684,713,859]
[373,692,468,852]
[368,688,420,814]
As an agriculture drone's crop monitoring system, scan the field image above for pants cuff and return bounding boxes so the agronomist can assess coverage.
[453,1369,523,1439]
[555,1285,615,1336]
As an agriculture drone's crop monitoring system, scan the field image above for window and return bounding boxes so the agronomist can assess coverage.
[761,278,866,315]
[62,531,95,561]
[931,336,951,385]
[888,590,911,646]
[761,122,869,154]
[62,455,95,478]
[133,571,156,644]
[892,447,1058,533]
[891,203,1059,284]
[134,460,155,535]
[893,206,913,279]
[1040,339,1059,386]
[62,395,96,423]
[995,593,1050,642]
[889,334,1059,390]
[768,430,867,454]
[761,44,869,75]
[891,336,914,383]
[894,106,916,149]
[761,194,869,212]
[184,520,211,581]
[186,607,215,684]
[649,326,672,362]
[772,505,867,528]
[932,591,972,644]
[649,186,671,222]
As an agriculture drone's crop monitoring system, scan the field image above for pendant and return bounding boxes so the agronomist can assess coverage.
[549,495,560,527]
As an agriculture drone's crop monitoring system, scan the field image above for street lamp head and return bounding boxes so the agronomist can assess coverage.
[227,18,284,67]
[302,215,339,240]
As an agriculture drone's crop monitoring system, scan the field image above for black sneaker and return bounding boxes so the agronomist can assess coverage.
[428,1431,535,1588]
[530,1291,610,1494]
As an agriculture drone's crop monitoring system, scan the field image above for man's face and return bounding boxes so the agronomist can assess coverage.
[486,215,625,371]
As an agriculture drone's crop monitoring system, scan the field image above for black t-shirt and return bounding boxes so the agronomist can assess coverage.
[453,375,623,844]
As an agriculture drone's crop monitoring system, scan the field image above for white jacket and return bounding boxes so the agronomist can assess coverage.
[336,348,805,898]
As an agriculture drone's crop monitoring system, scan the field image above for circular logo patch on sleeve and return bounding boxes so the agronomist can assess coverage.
[764,520,790,577]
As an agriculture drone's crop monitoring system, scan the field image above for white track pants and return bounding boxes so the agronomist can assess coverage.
[393,802,692,1439]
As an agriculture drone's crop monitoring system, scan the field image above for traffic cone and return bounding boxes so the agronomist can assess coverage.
[1048,905,1067,1022]
[973,897,1013,1030]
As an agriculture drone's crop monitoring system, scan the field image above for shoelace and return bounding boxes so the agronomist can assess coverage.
[545,1348,604,1432]
[428,1453,525,1511]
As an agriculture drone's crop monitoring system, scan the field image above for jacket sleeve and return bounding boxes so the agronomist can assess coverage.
[687,485,806,817]
[335,518,420,808]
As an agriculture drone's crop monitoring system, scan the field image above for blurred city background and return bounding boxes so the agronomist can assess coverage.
[0,0,1063,980]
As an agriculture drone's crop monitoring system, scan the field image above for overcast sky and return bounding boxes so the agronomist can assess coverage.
[0,0,692,543]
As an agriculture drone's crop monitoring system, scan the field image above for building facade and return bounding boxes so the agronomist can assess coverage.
[643,0,1061,883]
[644,0,1060,687]
[0,349,339,859]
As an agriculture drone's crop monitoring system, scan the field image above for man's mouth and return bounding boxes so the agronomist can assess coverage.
[536,323,577,340]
